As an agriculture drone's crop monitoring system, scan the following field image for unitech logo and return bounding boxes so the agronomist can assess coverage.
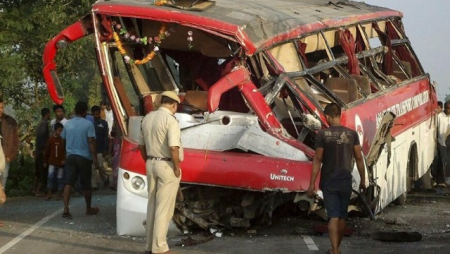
[270,169,294,182]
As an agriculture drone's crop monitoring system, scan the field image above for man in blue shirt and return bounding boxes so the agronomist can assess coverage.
[62,101,99,219]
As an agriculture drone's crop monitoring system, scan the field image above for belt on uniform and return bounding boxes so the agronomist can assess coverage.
[147,156,171,161]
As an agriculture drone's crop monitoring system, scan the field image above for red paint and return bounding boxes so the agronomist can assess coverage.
[120,137,317,192]
[42,20,89,104]
[43,2,434,196]
[341,78,436,154]
[91,3,401,55]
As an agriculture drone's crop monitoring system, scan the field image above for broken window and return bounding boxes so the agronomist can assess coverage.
[103,16,249,117]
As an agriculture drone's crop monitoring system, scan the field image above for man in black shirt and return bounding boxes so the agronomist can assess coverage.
[307,103,365,254]
[34,108,50,196]
[91,105,109,187]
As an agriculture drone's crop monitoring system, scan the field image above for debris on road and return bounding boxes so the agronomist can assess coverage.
[371,231,422,242]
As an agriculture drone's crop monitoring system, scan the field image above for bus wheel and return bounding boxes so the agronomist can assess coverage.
[394,193,407,206]
[395,144,418,206]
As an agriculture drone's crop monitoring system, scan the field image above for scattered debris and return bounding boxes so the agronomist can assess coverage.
[371,231,422,242]
[385,217,410,226]
[175,235,215,247]
[247,229,257,234]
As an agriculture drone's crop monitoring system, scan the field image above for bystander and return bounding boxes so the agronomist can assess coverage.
[34,107,51,196]
[307,103,365,254]
[61,101,99,219]
[50,104,68,130]
[0,98,19,189]
[91,105,109,188]
[44,123,65,199]
[436,101,450,187]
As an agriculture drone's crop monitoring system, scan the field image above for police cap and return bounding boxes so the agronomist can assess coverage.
[161,91,180,104]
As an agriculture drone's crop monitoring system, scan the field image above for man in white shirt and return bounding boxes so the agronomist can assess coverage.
[437,101,450,186]
[50,105,68,130]
[105,103,114,138]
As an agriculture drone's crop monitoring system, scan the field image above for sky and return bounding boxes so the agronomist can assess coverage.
[357,0,450,101]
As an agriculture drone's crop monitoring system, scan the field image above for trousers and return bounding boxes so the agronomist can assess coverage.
[145,159,180,253]
[1,163,10,188]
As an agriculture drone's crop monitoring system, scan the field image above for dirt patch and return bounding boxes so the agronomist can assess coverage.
[351,191,450,241]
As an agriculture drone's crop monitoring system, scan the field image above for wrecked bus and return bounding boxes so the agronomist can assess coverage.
[42,0,437,236]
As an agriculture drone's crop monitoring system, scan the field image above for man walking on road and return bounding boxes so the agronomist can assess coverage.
[138,91,183,254]
[61,101,99,219]
[307,103,365,254]
[0,98,19,189]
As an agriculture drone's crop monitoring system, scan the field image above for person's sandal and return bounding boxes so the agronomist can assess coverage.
[86,207,100,215]
[62,213,73,219]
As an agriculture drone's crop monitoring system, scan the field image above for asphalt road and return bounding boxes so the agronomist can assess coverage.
[0,190,449,254]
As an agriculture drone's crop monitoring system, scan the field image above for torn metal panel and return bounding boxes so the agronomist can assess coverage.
[178,111,308,161]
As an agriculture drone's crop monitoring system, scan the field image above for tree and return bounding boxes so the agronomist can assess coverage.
[0,0,99,140]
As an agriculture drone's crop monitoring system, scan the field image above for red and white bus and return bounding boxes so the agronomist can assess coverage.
[43,0,437,236]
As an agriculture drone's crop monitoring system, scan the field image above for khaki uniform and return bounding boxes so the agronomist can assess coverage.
[139,106,183,253]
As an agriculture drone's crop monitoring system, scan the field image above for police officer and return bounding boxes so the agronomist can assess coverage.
[138,91,183,254]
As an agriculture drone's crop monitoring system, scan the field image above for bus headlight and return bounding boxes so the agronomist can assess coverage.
[131,176,145,191]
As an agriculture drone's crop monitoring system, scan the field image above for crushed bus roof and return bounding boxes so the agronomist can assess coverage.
[94,0,402,54]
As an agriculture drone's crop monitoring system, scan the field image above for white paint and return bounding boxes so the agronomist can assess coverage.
[270,174,295,182]
[179,110,308,161]
[301,235,319,251]
[0,208,63,253]
[354,114,364,146]
[375,90,429,128]
[373,115,435,212]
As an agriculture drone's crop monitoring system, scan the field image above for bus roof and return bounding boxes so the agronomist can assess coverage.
[93,0,402,54]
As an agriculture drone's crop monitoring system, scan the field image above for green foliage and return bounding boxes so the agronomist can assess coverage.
[444,94,450,103]
[0,0,99,135]
[5,154,35,197]
[0,0,99,195]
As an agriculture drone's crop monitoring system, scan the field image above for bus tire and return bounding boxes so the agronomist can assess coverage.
[394,193,407,206]
[394,143,417,206]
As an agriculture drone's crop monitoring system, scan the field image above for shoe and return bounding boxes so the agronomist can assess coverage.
[437,183,447,188]
[103,177,110,188]
[86,207,100,215]
[35,192,45,197]
[62,213,73,219]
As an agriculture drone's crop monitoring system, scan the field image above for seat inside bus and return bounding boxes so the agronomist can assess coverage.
[325,77,358,104]
[393,60,412,81]
[350,75,371,98]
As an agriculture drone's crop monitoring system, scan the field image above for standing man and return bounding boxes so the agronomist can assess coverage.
[436,101,450,187]
[61,101,99,219]
[50,104,68,130]
[100,101,107,120]
[138,91,183,254]
[0,98,19,189]
[91,105,109,187]
[432,101,444,186]
[105,102,114,138]
[307,103,365,254]
[33,107,51,196]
